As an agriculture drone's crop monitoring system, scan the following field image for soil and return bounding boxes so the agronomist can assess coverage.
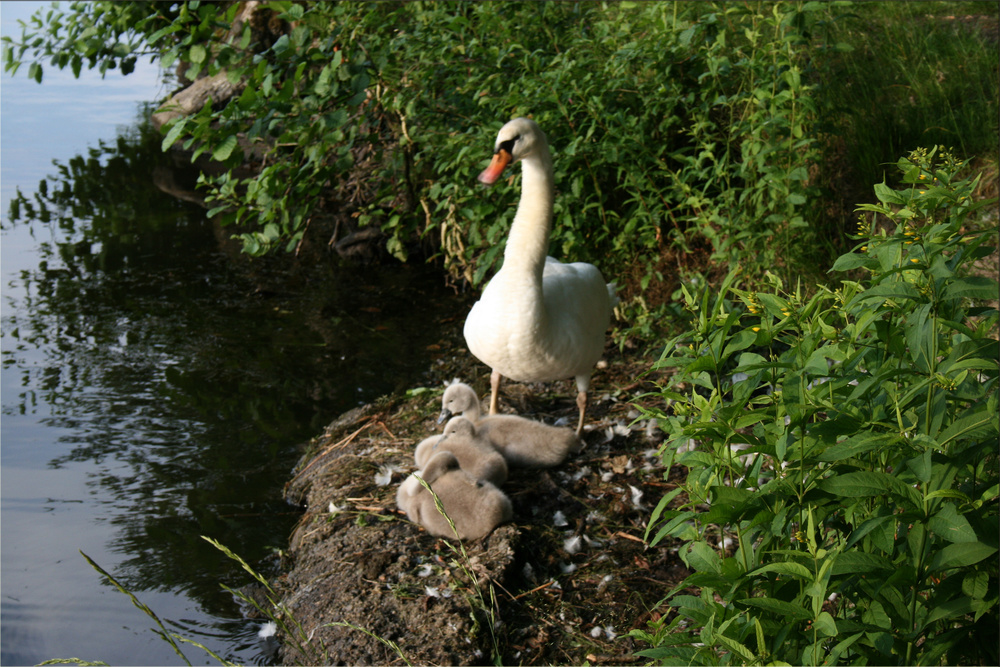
[269,315,691,666]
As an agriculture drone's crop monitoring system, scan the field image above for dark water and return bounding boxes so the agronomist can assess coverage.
[0,16,460,665]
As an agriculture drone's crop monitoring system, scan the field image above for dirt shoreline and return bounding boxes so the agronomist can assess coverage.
[269,324,689,665]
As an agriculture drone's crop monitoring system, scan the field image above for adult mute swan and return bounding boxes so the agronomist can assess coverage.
[464,118,616,436]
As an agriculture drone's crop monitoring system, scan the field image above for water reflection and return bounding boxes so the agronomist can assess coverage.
[2,112,459,662]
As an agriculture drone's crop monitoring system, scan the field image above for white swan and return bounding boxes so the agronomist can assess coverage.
[414,416,508,486]
[396,451,513,541]
[438,382,581,468]
[464,118,616,436]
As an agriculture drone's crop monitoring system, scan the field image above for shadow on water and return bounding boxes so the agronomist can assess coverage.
[2,110,463,663]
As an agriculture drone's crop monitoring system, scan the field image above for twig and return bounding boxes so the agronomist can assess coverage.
[614,530,645,544]
[512,580,557,600]
[290,417,376,484]
[294,216,311,257]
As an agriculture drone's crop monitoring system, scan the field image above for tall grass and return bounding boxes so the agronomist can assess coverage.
[818,2,999,189]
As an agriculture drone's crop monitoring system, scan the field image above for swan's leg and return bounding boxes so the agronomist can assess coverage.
[574,374,593,436]
[489,369,502,415]
[575,390,588,437]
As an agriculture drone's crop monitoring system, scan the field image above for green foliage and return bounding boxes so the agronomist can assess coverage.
[3,1,841,292]
[4,1,996,318]
[370,0,830,288]
[1,1,164,80]
[634,149,999,665]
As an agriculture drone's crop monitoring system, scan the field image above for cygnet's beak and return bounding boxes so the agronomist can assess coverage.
[477,148,512,185]
[437,408,453,425]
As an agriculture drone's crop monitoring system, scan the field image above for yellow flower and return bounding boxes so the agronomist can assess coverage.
[910,258,919,263]
[752,326,760,332]
[919,190,926,195]
[861,245,868,252]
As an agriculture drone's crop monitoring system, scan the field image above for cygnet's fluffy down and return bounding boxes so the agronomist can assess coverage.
[414,417,508,486]
[438,382,582,468]
[396,451,513,541]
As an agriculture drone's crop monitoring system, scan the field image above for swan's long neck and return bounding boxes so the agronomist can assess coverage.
[504,149,553,278]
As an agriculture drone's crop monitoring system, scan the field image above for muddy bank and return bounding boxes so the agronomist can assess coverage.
[270,325,690,665]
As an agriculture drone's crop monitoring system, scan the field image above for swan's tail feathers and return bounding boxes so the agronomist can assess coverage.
[606,282,620,308]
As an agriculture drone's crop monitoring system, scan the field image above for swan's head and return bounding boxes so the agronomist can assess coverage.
[442,416,477,440]
[438,382,478,423]
[478,117,547,185]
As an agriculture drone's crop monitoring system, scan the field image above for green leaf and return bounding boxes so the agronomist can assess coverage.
[926,541,996,572]
[924,596,976,626]
[962,570,989,600]
[189,43,206,64]
[645,487,684,541]
[818,471,918,506]
[831,252,872,272]
[924,489,972,504]
[212,135,238,162]
[813,611,837,637]
[714,632,755,662]
[684,541,722,574]
[720,329,757,361]
[739,597,812,621]
[846,515,896,553]
[830,551,893,575]
[927,503,977,543]
[752,562,812,580]
[942,276,998,301]
[161,119,188,151]
[937,407,998,450]
[874,181,905,205]
[817,433,899,462]
[146,23,181,45]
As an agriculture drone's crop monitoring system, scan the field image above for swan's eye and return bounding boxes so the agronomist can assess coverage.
[497,137,517,154]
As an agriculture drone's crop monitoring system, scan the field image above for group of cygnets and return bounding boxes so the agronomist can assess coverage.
[396,381,582,540]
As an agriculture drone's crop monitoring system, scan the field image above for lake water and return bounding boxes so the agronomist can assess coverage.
[1,4,458,664]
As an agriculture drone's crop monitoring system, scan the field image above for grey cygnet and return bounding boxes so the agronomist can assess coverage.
[396,450,513,541]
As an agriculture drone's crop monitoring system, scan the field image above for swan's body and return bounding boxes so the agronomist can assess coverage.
[464,118,615,435]
[396,451,512,541]
[438,382,581,468]
[414,417,508,486]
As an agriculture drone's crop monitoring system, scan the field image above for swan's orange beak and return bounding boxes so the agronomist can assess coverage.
[477,148,512,185]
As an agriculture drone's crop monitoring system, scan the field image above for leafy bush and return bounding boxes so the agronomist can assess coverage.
[633,148,999,665]
[6,1,997,328]
[3,1,838,298]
